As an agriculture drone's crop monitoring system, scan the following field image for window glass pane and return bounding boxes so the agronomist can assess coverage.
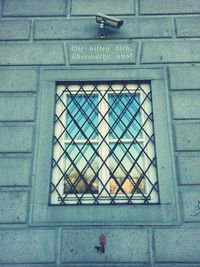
[64,143,99,194]
[66,94,98,139]
[108,93,142,139]
[109,142,145,195]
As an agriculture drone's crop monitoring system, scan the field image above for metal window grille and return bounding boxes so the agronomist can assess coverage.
[50,82,159,205]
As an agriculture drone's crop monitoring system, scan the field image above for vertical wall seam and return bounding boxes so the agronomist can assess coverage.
[1,0,4,17]
[69,0,72,17]
[149,227,155,267]
[56,227,62,265]
[171,16,177,39]
[31,68,41,177]
[179,188,185,225]
[135,0,139,16]
[29,68,42,225]
[165,66,181,225]
[0,0,2,17]
[64,42,70,66]
[29,19,34,43]
[67,0,71,18]
[136,40,142,65]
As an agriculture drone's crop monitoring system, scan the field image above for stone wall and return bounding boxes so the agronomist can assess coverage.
[0,0,200,266]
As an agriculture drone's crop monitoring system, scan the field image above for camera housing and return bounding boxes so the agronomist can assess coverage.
[96,12,124,29]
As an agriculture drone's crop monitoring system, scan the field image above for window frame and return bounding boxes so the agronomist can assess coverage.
[51,82,158,205]
[31,67,180,226]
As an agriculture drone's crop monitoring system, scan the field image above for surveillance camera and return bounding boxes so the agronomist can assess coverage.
[96,12,124,29]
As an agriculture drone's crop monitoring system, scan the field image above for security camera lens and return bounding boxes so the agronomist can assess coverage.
[117,20,124,28]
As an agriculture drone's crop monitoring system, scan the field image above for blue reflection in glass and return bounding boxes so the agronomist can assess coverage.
[108,93,141,138]
[66,94,98,139]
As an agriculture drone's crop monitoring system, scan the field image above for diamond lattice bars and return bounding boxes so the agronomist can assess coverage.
[50,82,159,205]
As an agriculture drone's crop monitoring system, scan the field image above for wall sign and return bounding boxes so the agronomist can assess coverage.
[68,42,137,64]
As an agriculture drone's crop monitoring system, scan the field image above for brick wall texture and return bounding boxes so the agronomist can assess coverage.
[0,0,200,266]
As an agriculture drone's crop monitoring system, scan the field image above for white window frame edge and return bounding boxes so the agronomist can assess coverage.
[51,83,158,205]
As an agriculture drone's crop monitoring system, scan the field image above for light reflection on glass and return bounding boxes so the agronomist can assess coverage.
[109,142,145,195]
[66,94,98,139]
[108,93,141,138]
[64,144,99,194]
[64,91,145,196]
